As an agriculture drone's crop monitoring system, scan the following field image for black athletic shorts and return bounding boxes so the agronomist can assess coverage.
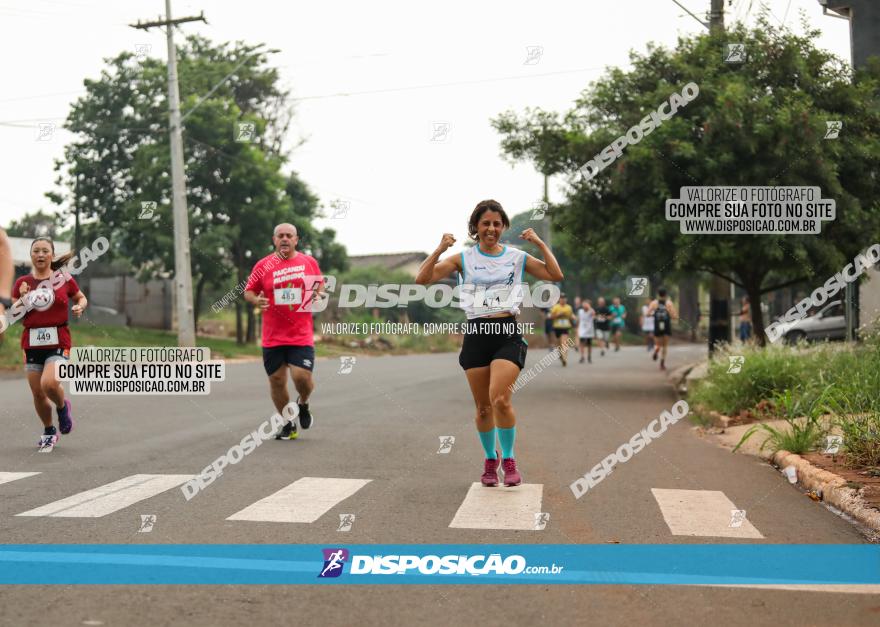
[654,321,671,337]
[579,337,592,347]
[24,347,69,373]
[458,315,527,371]
[262,345,315,375]
[553,327,571,338]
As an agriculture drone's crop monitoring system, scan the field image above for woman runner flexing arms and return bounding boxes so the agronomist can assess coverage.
[416,200,563,487]
[12,238,87,452]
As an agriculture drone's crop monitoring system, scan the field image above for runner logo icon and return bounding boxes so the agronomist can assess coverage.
[318,548,349,578]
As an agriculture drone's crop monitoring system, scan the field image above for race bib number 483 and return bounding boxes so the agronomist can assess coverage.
[274,287,302,305]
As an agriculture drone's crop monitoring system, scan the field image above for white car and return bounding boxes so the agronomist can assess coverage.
[773,300,847,344]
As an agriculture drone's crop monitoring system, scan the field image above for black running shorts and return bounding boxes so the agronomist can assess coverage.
[24,347,69,373]
[654,320,671,337]
[263,345,315,375]
[458,315,527,371]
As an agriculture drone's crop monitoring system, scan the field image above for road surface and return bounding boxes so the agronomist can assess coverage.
[0,343,877,626]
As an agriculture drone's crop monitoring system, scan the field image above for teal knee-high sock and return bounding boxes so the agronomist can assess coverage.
[478,428,497,459]
[497,427,516,459]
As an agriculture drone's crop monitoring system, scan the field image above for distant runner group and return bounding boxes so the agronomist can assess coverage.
[543,289,677,370]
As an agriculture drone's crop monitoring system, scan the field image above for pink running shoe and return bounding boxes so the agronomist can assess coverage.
[481,452,500,487]
[58,399,74,434]
[501,458,522,487]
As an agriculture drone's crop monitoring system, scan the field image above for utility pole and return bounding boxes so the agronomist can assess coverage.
[709,0,724,32]
[131,2,206,347]
[707,0,732,353]
[543,173,551,249]
[73,175,80,254]
[817,1,880,341]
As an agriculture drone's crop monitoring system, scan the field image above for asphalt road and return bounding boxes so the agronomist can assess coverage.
[0,343,878,626]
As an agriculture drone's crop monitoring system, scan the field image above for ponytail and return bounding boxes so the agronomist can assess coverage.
[51,251,76,271]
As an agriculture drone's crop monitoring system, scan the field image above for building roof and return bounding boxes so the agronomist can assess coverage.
[348,251,428,271]
[10,236,72,266]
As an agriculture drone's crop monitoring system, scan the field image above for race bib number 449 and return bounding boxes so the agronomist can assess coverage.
[29,326,59,346]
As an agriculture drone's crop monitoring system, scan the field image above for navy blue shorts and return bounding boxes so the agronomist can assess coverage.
[262,345,315,376]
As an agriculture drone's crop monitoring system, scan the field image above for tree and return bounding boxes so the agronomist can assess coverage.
[493,16,880,344]
[6,210,66,240]
[48,36,347,341]
[499,210,612,297]
[284,172,349,275]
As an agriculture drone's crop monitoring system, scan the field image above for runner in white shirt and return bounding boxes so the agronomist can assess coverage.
[577,299,595,364]
[640,303,655,353]
[415,199,564,489]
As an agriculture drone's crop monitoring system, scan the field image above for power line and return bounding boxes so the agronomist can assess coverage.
[782,0,793,24]
[669,0,710,29]
[180,46,279,123]
[0,66,606,128]
[759,0,787,27]
[289,67,607,101]
[0,90,85,105]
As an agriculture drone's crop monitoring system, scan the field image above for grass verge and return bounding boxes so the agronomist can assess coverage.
[690,332,880,467]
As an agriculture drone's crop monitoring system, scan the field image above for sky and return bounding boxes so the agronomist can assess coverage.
[0,0,852,256]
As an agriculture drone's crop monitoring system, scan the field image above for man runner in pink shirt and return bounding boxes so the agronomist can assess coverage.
[244,223,324,440]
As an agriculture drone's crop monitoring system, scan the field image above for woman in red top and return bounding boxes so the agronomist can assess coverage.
[12,238,87,452]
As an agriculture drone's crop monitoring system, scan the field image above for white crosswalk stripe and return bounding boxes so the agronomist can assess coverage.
[651,488,764,538]
[16,474,193,518]
[449,482,544,530]
[226,477,372,523]
[0,472,41,486]
[2,471,770,542]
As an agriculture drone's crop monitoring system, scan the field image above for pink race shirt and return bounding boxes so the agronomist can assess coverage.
[245,252,323,348]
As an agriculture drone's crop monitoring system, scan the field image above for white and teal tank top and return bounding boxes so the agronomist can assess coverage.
[457,245,528,319]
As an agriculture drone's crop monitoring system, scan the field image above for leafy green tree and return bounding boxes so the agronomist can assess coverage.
[6,210,66,240]
[47,36,346,342]
[284,172,349,275]
[499,210,613,297]
[493,16,880,344]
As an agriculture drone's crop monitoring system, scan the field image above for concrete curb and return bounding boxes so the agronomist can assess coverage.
[771,450,880,534]
[702,408,880,534]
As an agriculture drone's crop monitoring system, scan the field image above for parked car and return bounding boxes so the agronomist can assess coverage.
[773,300,846,344]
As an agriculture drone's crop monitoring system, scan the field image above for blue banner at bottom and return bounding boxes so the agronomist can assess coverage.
[0,544,877,585]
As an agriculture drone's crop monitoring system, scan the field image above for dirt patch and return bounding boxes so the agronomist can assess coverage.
[724,399,777,427]
[802,452,880,512]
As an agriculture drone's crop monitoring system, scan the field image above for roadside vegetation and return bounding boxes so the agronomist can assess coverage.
[690,331,880,467]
